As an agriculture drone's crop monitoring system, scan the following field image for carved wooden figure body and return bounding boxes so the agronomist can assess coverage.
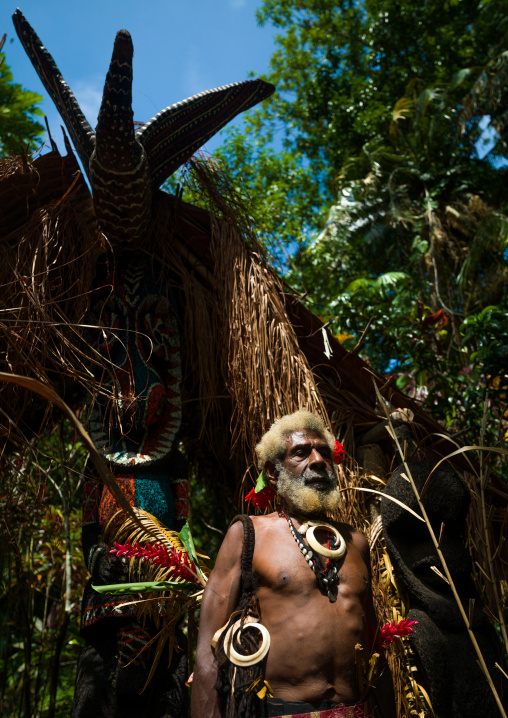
[12,9,273,717]
[381,457,506,717]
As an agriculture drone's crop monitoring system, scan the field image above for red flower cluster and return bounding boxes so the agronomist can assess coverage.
[110,539,199,584]
[245,486,276,509]
[375,618,418,649]
[333,441,345,465]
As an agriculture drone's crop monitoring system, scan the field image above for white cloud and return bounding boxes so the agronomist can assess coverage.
[73,79,103,126]
[184,47,206,98]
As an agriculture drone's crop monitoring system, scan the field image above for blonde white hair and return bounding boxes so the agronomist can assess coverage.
[255,409,335,469]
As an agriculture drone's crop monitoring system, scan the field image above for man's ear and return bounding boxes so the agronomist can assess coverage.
[264,460,278,488]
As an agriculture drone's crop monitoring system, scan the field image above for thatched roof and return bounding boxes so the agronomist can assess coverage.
[0,147,493,475]
[0,149,463,462]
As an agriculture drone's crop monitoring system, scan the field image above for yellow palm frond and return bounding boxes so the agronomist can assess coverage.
[104,508,209,585]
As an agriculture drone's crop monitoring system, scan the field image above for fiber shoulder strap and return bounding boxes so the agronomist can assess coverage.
[229,514,256,608]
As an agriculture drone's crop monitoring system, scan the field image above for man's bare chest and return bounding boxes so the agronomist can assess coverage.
[253,529,370,601]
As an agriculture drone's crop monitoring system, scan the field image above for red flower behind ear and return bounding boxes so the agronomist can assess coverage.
[245,486,276,509]
[333,441,345,465]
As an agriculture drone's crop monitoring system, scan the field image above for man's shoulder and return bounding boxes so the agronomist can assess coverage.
[250,511,280,533]
[226,512,279,539]
[332,520,369,553]
[250,511,278,524]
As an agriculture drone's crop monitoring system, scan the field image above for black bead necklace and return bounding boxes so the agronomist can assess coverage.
[279,510,343,603]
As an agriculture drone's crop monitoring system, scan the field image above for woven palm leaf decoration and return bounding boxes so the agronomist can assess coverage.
[104,507,209,589]
[96,508,210,688]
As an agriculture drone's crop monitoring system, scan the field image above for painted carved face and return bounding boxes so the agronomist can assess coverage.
[88,265,182,468]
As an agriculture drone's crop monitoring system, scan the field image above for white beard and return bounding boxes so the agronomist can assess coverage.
[275,462,340,517]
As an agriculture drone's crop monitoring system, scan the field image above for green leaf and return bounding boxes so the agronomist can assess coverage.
[346,277,373,293]
[375,272,410,288]
[178,521,201,577]
[255,471,269,492]
[92,580,199,595]
[395,374,409,390]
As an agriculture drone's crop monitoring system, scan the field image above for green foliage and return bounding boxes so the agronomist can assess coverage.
[208,0,508,464]
[0,423,88,717]
[0,39,45,155]
[213,0,508,251]
[218,128,326,263]
[294,72,508,456]
[187,472,232,563]
[462,306,508,373]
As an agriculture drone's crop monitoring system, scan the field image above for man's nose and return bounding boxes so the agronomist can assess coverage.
[308,448,325,467]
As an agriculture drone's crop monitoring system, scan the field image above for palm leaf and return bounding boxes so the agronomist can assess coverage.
[103,507,209,691]
[105,507,209,585]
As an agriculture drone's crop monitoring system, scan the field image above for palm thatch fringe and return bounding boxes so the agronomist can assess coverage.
[0,153,103,445]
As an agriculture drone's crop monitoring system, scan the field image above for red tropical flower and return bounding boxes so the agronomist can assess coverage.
[110,539,200,584]
[375,618,418,649]
[245,486,276,509]
[333,441,345,465]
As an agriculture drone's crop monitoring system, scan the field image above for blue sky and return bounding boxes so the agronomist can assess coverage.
[2,1,277,155]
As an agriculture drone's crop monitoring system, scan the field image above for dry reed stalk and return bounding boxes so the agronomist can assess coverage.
[373,382,507,718]
[466,473,508,653]
[347,466,433,717]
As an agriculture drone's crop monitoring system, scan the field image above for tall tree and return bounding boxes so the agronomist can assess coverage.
[0,34,44,155]
[295,70,508,440]
[204,0,508,451]
[212,0,508,252]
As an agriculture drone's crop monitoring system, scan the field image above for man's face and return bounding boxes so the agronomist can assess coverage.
[282,430,334,487]
[274,429,339,516]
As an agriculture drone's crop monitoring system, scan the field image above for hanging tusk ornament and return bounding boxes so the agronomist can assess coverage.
[223,616,271,667]
[300,521,346,559]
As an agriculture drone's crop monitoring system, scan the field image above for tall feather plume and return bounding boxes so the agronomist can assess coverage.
[12,9,96,176]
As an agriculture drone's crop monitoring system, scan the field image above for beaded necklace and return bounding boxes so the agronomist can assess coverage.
[279,510,346,603]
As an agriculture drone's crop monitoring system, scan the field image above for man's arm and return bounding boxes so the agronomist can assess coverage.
[191,520,244,718]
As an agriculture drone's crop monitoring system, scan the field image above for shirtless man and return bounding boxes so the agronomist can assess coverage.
[191,410,395,718]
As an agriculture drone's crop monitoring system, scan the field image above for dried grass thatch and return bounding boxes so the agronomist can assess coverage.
[0,151,103,445]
